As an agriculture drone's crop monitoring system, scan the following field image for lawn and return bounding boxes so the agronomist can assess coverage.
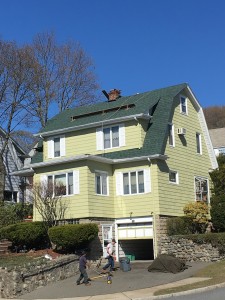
[155,260,225,296]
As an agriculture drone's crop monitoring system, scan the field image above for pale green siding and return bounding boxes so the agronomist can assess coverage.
[112,161,157,218]
[43,120,145,161]
[157,92,212,216]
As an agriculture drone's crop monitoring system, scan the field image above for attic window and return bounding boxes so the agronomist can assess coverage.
[71,104,135,121]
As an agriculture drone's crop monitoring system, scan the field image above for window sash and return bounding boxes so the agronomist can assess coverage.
[47,172,75,196]
[180,96,187,114]
[168,124,174,146]
[95,172,108,195]
[195,177,208,202]
[103,126,119,149]
[54,137,60,157]
[123,171,145,195]
[196,133,201,154]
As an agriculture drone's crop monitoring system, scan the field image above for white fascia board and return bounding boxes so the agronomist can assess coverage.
[30,153,167,169]
[34,113,151,137]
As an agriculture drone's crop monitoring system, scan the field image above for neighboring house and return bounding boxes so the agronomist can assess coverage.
[0,128,29,203]
[15,83,217,260]
[209,127,225,156]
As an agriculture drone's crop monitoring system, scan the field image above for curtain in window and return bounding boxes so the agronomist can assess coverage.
[138,171,144,193]
[68,173,73,195]
[123,173,129,194]
[102,174,107,195]
[112,126,119,147]
[54,137,60,157]
[130,172,137,194]
[103,128,110,149]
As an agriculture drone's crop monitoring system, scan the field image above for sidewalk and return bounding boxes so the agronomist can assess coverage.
[16,261,212,300]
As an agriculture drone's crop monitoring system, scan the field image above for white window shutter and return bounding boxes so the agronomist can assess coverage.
[96,128,103,150]
[60,135,65,156]
[47,139,54,158]
[144,169,151,193]
[40,175,48,197]
[116,172,123,195]
[119,124,125,147]
[73,170,80,194]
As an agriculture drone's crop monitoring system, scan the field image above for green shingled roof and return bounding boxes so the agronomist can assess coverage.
[32,83,187,164]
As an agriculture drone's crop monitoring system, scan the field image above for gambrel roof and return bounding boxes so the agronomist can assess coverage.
[29,83,217,170]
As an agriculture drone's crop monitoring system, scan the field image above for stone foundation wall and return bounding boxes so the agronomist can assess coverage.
[0,255,79,299]
[159,236,225,262]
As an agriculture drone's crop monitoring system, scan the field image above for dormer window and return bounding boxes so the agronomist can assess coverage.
[96,124,125,150]
[180,95,188,115]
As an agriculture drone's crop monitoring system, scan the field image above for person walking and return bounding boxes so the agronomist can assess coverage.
[102,238,116,273]
[76,250,91,286]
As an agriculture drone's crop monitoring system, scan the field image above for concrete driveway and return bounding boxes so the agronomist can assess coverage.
[19,261,211,299]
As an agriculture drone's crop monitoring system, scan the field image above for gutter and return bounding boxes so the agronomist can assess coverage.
[34,113,151,137]
[29,153,167,169]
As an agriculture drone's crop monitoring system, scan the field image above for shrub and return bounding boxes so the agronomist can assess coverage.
[0,222,49,250]
[210,194,225,232]
[0,202,33,227]
[167,216,193,235]
[177,232,225,255]
[48,223,99,252]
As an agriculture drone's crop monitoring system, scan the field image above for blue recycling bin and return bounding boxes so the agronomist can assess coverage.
[119,257,131,272]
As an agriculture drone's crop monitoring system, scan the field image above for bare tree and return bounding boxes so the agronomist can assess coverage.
[31,181,67,228]
[0,40,37,199]
[28,32,99,128]
[204,106,225,129]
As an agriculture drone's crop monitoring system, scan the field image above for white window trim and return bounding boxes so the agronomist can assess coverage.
[95,170,109,196]
[116,168,151,196]
[180,95,188,115]
[43,170,79,197]
[168,123,175,147]
[196,132,202,155]
[169,170,179,184]
[194,176,209,203]
[96,123,125,150]
[47,135,66,158]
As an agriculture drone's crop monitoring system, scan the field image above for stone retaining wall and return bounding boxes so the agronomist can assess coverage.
[159,236,225,262]
[0,255,79,298]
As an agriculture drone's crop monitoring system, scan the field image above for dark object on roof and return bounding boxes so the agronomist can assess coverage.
[148,254,187,274]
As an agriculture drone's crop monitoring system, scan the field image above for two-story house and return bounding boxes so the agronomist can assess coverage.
[16,83,217,260]
[0,127,29,203]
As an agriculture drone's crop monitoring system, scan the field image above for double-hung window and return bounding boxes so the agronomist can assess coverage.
[42,171,79,197]
[196,133,202,154]
[195,176,208,202]
[95,171,108,195]
[48,135,65,158]
[96,124,125,150]
[116,169,151,195]
[180,95,188,115]
[169,170,179,184]
[168,124,175,146]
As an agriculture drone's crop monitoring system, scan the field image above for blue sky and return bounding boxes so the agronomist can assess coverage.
[1,0,225,108]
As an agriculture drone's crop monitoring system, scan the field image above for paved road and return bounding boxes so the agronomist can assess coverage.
[19,261,211,299]
[155,285,225,300]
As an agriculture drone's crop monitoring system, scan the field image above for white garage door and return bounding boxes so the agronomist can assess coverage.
[118,223,153,239]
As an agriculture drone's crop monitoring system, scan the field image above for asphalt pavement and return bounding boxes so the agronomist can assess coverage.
[17,261,212,300]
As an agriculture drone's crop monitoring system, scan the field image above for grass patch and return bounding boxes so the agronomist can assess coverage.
[0,254,43,268]
[154,260,225,296]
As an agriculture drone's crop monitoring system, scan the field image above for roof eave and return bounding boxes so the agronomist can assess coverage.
[30,153,167,169]
[35,113,151,137]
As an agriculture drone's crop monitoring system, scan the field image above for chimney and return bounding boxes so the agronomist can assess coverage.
[108,89,121,101]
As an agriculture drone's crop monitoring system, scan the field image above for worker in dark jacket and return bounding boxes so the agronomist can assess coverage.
[76,250,91,286]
